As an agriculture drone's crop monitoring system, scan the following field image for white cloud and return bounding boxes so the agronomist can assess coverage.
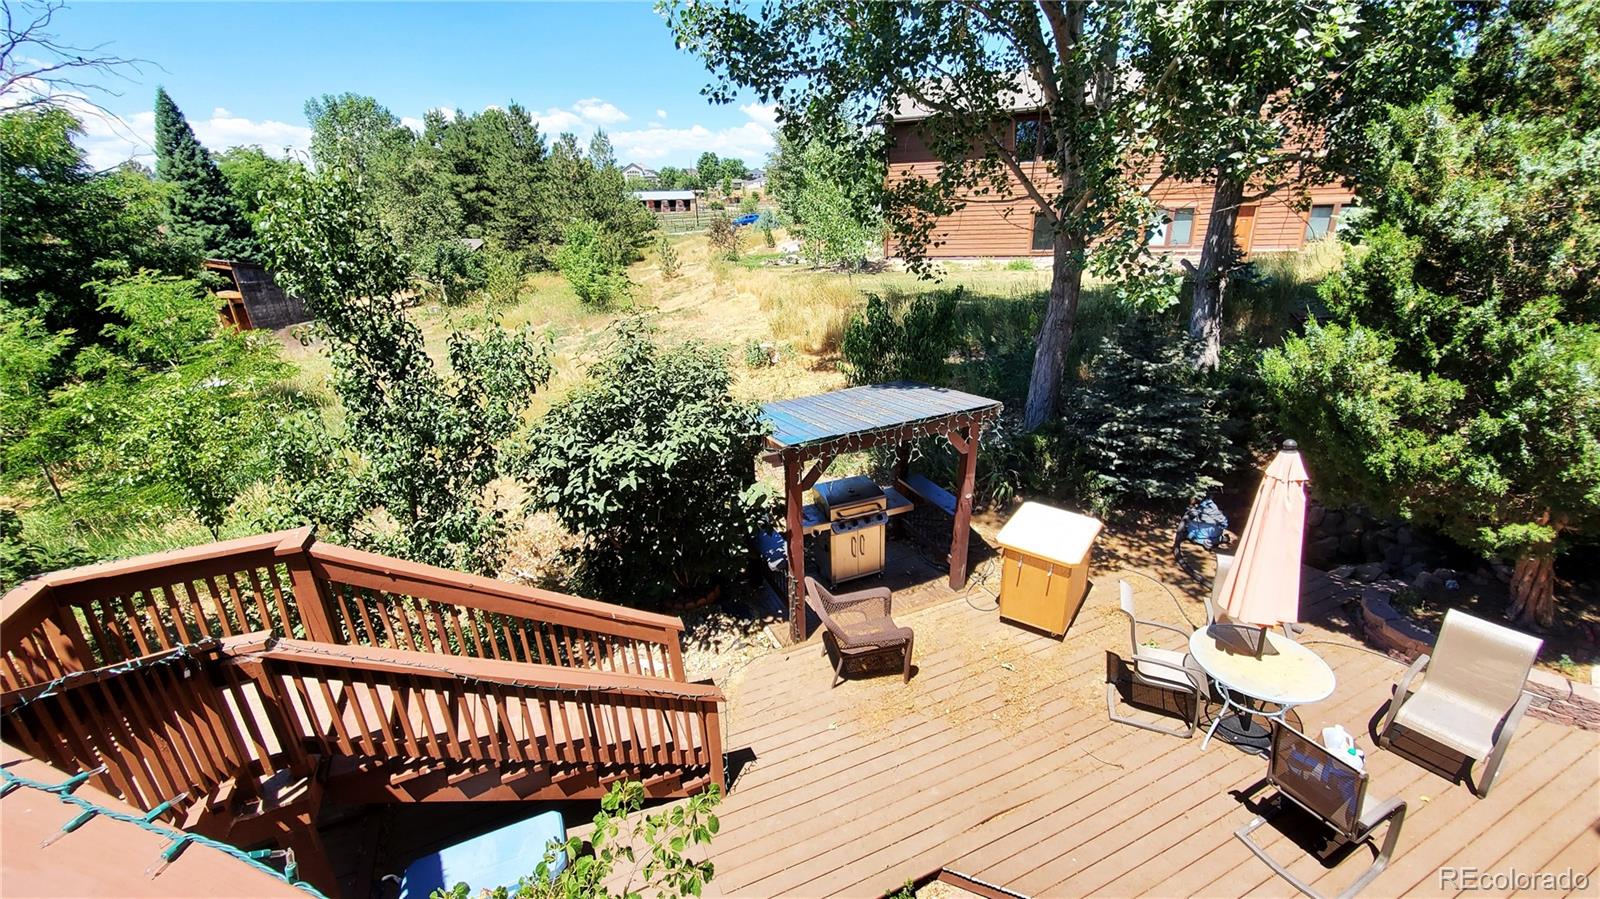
[573,97,629,125]
[67,100,310,170]
[610,121,777,165]
[656,108,668,119]
[532,106,585,135]
[400,106,458,134]
[739,101,780,130]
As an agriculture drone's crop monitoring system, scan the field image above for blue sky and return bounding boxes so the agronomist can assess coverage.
[51,2,778,169]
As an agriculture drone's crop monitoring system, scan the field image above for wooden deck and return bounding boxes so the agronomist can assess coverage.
[703,569,1600,898]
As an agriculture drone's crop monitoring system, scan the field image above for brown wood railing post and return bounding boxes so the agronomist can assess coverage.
[275,528,338,643]
[668,639,685,681]
[705,702,725,792]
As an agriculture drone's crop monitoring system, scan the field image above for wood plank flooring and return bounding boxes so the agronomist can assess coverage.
[700,569,1600,898]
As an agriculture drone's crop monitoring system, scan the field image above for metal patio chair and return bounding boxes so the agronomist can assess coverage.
[1377,608,1542,798]
[803,577,914,686]
[1106,580,1207,738]
[1236,722,1407,899]
[1207,551,1302,639]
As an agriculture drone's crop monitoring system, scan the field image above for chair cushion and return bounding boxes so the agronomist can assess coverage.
[1393,687,1499,758]
[1134,646,1196,689]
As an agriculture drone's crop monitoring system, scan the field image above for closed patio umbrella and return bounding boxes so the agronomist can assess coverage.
[1216,440,1311,635]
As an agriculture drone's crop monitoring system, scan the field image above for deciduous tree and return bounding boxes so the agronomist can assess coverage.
[522,319,769,603]
[1134,0,1459,368]
[1,107,190,338]
[258,166,553,574]
[666,0,1160,430]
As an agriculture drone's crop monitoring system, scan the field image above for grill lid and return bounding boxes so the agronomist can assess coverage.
[815,476,886,519]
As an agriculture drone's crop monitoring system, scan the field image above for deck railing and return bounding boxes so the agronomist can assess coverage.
[247,639,724,790]
[1,535,721,896]
[0,528,687,691]
[1,633,724,819]
[1,638,266,817]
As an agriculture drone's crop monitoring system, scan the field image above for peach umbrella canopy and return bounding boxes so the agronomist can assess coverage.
[1216,440,1311,627]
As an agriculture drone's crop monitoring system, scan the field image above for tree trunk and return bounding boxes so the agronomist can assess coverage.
[1187,175,1247,370]
[1507,553,1557,629]
[1021,231,1086,431]
[39,460,62,501]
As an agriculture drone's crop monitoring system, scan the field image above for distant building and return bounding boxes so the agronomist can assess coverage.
[633,189,696,213]
[884,80,1354,260]
[621,162,659,181]
[205,258,310,331]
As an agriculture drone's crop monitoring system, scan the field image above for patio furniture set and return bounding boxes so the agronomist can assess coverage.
[795,429,1547,899]
[1110,573,1544,899]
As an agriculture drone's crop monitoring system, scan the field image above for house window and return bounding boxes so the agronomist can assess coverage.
[1032,212,1053,252]
[1306,204,1336,241]
[1040,117,1057,159]
[1014,119,1039,161]
[1147,211,1168,246]
[1169,208,1194,245]
[1148,208,1196,247]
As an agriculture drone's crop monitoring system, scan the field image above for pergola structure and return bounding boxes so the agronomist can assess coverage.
[760,381,1003,641]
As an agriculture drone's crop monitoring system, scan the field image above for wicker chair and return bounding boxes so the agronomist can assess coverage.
[803,577,914,686]
[1106,580,1208,738]
[1378,609,1542,798]
[1237,722,1407,899]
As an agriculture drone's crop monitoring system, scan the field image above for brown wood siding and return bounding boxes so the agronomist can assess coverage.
[885,123,1355,259]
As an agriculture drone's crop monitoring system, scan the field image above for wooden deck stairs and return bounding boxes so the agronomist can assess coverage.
[0,529,724,896]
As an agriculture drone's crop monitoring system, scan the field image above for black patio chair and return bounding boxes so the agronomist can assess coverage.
[1236,722,1407,899]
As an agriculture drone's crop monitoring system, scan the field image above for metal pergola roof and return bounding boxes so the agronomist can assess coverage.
[760,381,1002,461]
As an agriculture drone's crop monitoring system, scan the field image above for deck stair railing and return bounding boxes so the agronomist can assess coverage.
[1,527,688,690]
[0,530,723,894]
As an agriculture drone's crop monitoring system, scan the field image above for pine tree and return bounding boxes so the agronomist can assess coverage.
[153,87,256,261]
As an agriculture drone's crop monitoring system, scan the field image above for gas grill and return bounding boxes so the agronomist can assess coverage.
[814,476,888,585]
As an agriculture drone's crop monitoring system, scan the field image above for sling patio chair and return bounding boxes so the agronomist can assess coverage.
[1207,551,1303,640]
[1377,608,1542,798]
[1106,580,1208,738]
[803,577,914,686]
[1236,722,1407,899]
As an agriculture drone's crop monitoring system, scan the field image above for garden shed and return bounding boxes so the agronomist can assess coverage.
[204,258,310,331]
[760,381,1003,640]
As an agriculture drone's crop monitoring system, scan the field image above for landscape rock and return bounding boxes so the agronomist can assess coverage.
[1306,535,1341,565]
[1353,561,1388,582]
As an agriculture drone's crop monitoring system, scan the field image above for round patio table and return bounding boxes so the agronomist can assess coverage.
[1188,626,1336,753]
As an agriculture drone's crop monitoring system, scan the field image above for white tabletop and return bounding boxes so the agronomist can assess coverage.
[1188,626,1336,707]
[994,502,1102,566]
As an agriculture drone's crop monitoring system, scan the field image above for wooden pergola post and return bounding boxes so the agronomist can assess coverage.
[784,453,807,642]
[948,419,981,590]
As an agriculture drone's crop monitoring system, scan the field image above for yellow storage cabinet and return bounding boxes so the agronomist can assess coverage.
[994,502,1103,636]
